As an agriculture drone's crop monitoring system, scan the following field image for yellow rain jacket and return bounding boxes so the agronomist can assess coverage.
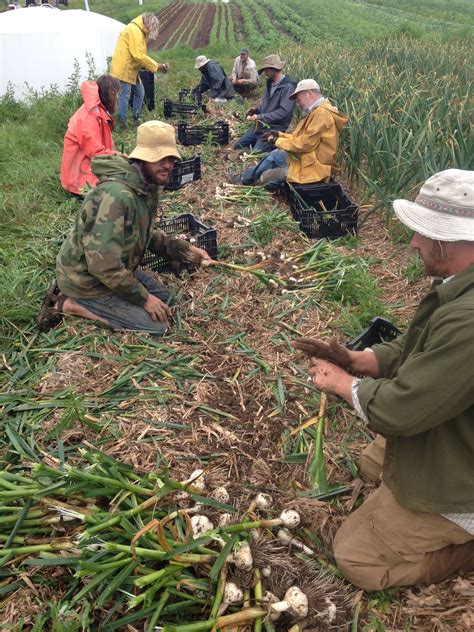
[110,16,158,85]
[275,100,348,184]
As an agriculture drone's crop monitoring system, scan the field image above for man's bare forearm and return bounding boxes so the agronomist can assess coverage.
[348,350,380,377]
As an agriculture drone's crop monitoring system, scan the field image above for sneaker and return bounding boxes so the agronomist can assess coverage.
[258,167,288,186]
[228,172,244,185]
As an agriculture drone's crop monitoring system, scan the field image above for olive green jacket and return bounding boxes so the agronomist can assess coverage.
[358,264,474,513]
[57,155,190,306]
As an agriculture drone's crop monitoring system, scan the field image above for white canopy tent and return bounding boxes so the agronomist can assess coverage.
[0,8,125,99]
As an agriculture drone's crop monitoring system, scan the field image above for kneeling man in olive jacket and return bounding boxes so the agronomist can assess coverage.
[294,169,474,591]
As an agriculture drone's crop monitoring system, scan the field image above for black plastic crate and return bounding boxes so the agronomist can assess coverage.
[163,98,206,119]
[287,182,358,239]
[346,317,401,351]
[140,213,217,273]
[177,120,229,146]
[139,70,155,111]
[178,88,203,105]
[165,156,201,191]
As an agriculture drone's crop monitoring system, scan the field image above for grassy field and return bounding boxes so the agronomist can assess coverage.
[0,0,472,630]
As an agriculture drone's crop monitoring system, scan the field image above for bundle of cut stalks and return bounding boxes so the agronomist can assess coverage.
[0,448,351,630]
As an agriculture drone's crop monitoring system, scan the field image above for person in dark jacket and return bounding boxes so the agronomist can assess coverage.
[193,56,234,101]
[233,54,296,153]
[293,169,474,592]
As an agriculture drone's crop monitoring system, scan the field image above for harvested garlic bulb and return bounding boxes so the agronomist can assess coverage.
[285,586,309,618]
[279,509,300,529]
[255,492,272,510]
[218,513,232,527]
[211,486,230,504]
[190,515,214,538]
[186,469,206,492]
[232,540,253,571]
[277,529,314,554]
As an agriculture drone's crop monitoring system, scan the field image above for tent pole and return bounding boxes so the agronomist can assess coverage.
[84,0,90,10]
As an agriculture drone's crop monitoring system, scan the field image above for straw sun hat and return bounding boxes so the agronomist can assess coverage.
[195,55,209,69]
[129,121,181,163]
[393,169,474,242]
[257,54,286,73]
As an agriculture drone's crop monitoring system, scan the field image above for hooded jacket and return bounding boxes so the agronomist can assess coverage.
[110,15,158,85]
[60,81,117,195]
[196,60,234,99]
[57,155,190,306]
[275,100,348,184]
[256,76,296,132]
[357,264,474,514]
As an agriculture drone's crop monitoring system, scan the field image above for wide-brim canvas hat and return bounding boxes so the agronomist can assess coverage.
[129,121,181,163]
[393,169,474,242]
[195,55,209,69]
[257,54,286,73]
[290,79,321,100]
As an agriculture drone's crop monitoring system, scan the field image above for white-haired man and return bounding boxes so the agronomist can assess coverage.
[231,79,347,188]
[294,169,474,590]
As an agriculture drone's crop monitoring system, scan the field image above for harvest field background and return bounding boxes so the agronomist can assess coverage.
[0,0,473,629]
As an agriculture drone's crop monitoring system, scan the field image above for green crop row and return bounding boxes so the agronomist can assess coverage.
[287,37,472,211]
[233,0,284,51]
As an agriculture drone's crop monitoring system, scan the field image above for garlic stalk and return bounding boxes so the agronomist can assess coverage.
[277,528,314,554]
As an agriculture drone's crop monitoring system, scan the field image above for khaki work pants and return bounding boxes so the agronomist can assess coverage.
[333,436,474,591]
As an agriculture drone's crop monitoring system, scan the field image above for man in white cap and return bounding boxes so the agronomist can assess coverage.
[293,169,474,590]
[38,122,212,334]
[231,78,347,187]
[193,56,234,102]
[231,48,258,96]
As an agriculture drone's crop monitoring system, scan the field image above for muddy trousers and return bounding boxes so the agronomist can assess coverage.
[332,436,474,591]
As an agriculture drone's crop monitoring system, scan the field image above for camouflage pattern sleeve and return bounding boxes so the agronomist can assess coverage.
[81,186,149,306]
[148,229,192,263]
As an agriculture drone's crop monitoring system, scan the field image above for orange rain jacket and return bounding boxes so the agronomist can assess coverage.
[275,100,348,184]
[109,15,158,85]
[60,81,117,195]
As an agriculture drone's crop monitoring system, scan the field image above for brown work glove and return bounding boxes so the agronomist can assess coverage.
[157,63,169,74]
[292,336,352,370]
[246,107,257,117]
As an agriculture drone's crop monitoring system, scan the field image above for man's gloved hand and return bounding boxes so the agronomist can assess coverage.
[261,131,279,144]
[183,245,215,267]
[292,336,352,370]
[246,107,257,117]
[157,63,169,74]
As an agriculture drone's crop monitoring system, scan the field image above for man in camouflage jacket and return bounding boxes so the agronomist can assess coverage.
[39,121,212,334]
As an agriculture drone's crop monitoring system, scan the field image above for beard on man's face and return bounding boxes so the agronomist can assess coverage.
[141,159,174,186]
